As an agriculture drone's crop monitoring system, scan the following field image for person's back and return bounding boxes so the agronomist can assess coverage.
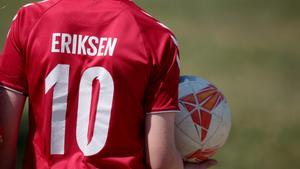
[0,0,180,168]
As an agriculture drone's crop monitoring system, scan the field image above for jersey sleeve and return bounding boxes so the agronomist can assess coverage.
[0,11,27,95]
[144,34,180,114]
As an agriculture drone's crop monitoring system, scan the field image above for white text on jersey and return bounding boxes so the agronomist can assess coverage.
[51,33,118,57]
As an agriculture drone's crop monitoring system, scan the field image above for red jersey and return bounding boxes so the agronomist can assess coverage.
[0,0,180,168]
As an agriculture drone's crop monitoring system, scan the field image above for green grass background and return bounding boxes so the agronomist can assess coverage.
[1,0,300,168]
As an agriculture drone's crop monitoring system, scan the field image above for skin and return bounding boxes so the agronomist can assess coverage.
[0,87,216,169]
[145,112,217,169]
[185,160,217,169]
[0,88,26,169]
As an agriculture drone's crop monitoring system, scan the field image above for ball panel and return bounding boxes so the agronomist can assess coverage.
[176,75,231,162]
[184,147,219,162]
[175,127,202,158]
[179,76,210,99]
[175,110,202,145]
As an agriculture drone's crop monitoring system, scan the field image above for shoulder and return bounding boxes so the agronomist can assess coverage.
[119,1,179,54]
[122,1,175,36]
[12,0,62,46]
[17,0,61,20]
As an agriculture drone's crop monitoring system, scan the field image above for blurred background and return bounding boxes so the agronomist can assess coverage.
[1,0,300,168]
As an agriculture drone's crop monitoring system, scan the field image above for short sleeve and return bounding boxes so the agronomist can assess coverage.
[0,11,27,95]
[144,34,180,114]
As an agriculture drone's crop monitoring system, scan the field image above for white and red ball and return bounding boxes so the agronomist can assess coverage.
[175,76,231,162]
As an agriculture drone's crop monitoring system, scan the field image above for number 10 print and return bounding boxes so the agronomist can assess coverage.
[45,64,114,156]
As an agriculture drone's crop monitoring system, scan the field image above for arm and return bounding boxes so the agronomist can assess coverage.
[145,112,218,169]
[0,87,26,169]
[145,112,184,169]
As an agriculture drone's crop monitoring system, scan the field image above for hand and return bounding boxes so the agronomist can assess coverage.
[184,160,217,169]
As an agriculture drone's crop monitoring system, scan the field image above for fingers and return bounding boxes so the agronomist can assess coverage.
[198,159,218,168]
[184,159,218,169]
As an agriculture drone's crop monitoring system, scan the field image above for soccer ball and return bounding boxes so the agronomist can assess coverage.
[175,75,231,162]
